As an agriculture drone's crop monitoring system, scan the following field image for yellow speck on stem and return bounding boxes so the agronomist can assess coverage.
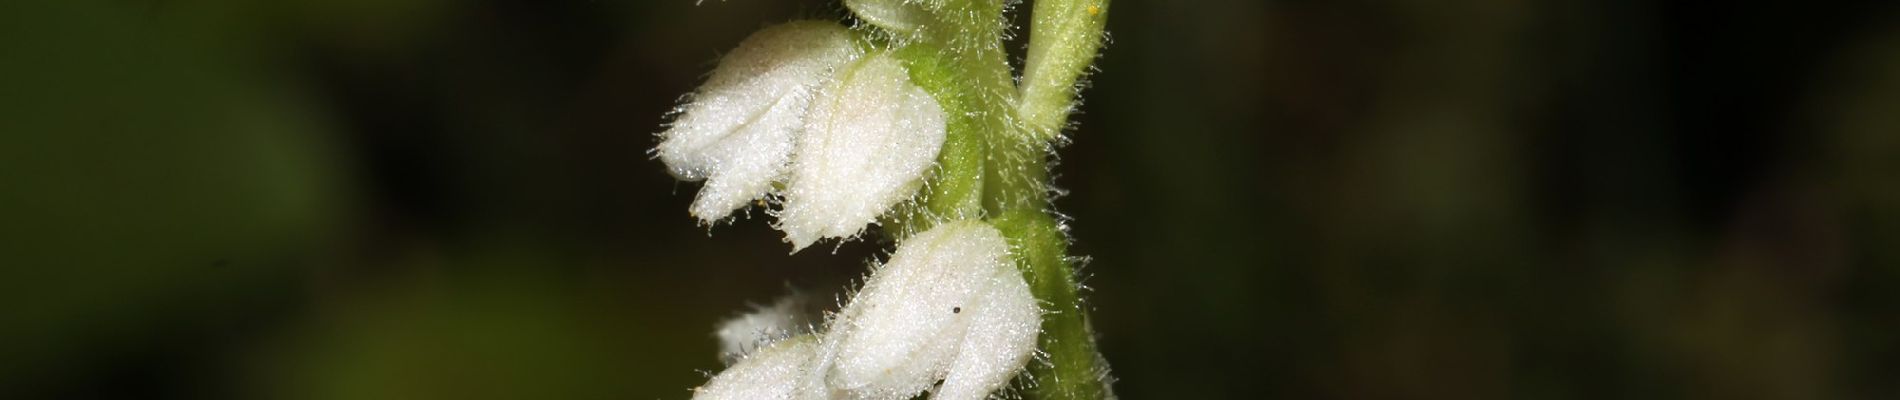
[1087,4,1100,15]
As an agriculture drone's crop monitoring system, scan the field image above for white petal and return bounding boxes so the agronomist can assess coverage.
[818,221,1040,400]
[779,53,947,251]
[694,335,820,400]
[658,21,863,223]
[934,265,1041,400]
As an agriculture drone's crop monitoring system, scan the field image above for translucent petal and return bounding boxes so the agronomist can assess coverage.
[844,0,934,32]
[716,294,821,364]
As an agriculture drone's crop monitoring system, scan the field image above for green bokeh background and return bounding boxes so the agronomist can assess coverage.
[2,0,1897,398]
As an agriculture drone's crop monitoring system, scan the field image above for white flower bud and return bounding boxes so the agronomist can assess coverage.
[778,53,947,251]
[658,21,863,223]
[694,335,820,400]
[814,221,1042,400]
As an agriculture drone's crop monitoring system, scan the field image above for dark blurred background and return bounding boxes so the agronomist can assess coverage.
[3,0,1898,398]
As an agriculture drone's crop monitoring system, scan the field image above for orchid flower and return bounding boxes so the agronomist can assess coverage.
[662,0,1115,398]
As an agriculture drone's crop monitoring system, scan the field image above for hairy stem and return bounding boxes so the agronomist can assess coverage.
[993,210,1108,400]
[895,0,1113,398]
[896,43,989,228]
[1007,0,1114,398]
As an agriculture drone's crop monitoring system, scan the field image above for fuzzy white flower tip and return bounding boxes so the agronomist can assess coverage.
[693,335,819,400]
[778,52,948,251]
[820,221,1043,400]
[657,21,863,224]
[716,294,820,364]
[845,0,934,32]
[933,266,1040,400]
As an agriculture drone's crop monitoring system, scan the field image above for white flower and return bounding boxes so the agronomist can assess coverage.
[811,221,1042,400]
[932,271,1041,400]
[694,335,820,400]
[657,21,863,224]
[777,52,948,251]
[693,222,1042,400]
[655,22,949,249]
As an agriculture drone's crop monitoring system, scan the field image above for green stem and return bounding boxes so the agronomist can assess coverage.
[1003,1,1114,398]
[895,43,989,231]
[993,210,1109,400]
[891,1,1112,398]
